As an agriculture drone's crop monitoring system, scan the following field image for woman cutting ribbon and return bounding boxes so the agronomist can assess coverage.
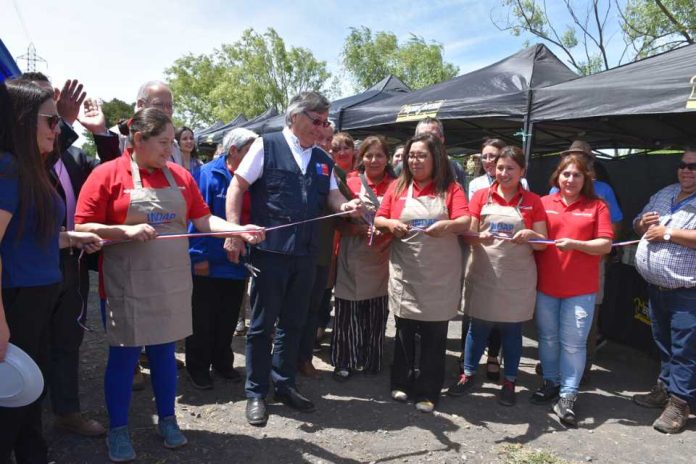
[331,135,396,381]
[450,146,547,407]
[75,108,260,462]
[531,153,613,426]
[375,133,471,413]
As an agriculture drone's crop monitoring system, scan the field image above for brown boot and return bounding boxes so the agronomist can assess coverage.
[297,360,320,379]
[55,412,106,437]
[653,395,690,434]
[633,381,669,409]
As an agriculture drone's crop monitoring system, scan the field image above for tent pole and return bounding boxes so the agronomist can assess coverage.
[524,122,535,168]
[523,89,534,170]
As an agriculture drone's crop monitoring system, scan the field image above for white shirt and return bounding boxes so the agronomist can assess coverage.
[468,173,529,200]
[236,127,338,190]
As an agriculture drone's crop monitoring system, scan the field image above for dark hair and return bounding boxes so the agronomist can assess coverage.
[0,79,58,241]
[128,107,172,144]
[550,153,598,200]
[481,138,506,151]
[495,145,526,170]
[356,135,396,178]
[394,133,454,197]
[18,72,50,84]
[175,126,198,158]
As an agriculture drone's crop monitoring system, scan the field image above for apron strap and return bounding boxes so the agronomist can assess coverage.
[162,165,179,189]
[130,157,143,189]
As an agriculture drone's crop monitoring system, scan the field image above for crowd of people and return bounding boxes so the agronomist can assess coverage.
[0,77,694,464]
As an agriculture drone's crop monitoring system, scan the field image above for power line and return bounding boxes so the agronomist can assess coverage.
[16,43,47,72]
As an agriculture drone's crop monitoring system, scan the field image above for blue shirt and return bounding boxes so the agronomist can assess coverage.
[0,152,63,288]
[634,183,696,289]
[188,155,247,280]
[550,180,623,223]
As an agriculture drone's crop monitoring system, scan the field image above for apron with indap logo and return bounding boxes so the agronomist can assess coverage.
[464,188,537,323]
[102,159,192,346]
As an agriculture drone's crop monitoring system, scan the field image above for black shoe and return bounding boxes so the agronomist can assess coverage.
[498,379,516,406]
[332,367,352,382]
[446,374,476,397]
[554,396,578,427]
[245,398,268,426]
[530,380,560,405]
[188,370,213,390]
[274,387,316,412]
[213,365,242,383]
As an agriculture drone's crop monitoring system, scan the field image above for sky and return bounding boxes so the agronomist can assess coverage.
[1,0,627,121]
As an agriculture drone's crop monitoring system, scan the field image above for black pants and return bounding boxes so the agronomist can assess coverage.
[391,316,449,404]
[298,265,329,363]
[185,276,246,375]
[47,251,88,415]
[0,283,61,464]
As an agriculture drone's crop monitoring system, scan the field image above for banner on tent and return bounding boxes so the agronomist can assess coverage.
[396,100,444,122]
[687,75,696,109]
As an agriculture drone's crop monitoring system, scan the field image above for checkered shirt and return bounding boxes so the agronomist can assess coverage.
[634,183,696,289]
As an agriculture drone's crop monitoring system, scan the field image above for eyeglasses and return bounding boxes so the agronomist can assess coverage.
[39,113,61,130]
[303,111,331,128]
[678,162,696,171]
[147,101,174,111]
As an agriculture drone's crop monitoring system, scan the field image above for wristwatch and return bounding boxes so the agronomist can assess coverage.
[663,228,673,242]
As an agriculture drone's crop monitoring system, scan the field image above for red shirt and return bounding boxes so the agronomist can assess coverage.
[346,172,395,198]
[376,181,469,220]
[75,150,210,225]
[536,193,614,298]
[468,183,546,229]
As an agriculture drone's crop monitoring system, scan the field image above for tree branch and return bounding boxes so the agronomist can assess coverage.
[654,0,695,44]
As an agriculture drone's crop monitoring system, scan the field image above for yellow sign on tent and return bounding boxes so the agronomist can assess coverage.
[687,75,696,109]
[396,100,444,122]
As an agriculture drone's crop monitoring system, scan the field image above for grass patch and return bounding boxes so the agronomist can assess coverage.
[499,444,573,464]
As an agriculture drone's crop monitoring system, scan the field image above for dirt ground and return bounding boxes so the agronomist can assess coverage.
[43,272,695,464]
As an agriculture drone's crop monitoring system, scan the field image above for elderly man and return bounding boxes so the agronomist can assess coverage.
[225,92,361,426]
[632,147,696,434]
[95,80,182,166]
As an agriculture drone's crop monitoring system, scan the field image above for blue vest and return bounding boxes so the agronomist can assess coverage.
[250,132,333,256]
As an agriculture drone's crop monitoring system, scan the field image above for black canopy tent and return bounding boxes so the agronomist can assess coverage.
[339,44,577,150]
[529,43,696,152]
[197,114,247,146]
[240,107,282,134]
[241,75,411,136]
[194,120,226,145]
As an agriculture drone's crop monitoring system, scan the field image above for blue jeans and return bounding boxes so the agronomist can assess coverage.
[535,291,595,397]
[648,285,696,409]
[463,318,523,381]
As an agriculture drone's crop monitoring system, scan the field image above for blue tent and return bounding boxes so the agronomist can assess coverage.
[0,39,21,81]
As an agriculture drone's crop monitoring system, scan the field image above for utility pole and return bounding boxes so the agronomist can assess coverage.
[16,43,47,72]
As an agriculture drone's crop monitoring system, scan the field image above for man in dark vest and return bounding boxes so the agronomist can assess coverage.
[225,91,362,426]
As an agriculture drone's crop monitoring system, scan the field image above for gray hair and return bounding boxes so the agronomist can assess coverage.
[415,117,444,138]
[222,127,258,153]
[285,91,330,126]
[136,80,171,102]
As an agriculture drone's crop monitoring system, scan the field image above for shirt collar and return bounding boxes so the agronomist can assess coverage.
[283,126,315,152]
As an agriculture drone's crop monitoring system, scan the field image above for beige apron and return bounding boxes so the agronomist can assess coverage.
[103,159,193,346]
[334,177,390,301]
[389,183,463,321]
[464,190,536,323]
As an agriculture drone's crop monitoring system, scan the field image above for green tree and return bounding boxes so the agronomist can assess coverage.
[622,0,695,57]
[165,28,330,128]
[341,27,459,91]
[494,0,696,75]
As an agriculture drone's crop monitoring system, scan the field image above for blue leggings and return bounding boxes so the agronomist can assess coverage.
[105,342,177,428]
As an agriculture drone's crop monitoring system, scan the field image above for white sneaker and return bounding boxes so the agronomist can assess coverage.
[391,390,408,402]
[415,400,435,413]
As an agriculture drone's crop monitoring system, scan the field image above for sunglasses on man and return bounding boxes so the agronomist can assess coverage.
[678,162,696,171]
[303,111,331,128]
[39,113,61,130]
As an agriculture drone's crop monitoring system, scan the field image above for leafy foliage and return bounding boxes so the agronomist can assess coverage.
[165,28,330,128]
[341,27,459,91]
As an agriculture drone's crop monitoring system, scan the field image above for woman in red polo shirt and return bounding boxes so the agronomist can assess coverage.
[449,146,547,406]
[75,108,258,462]
[375,133,471,413]
[531,154,612,427]
[331,135,396,381]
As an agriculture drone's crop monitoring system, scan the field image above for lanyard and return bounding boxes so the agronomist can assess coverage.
[671,191,696,214]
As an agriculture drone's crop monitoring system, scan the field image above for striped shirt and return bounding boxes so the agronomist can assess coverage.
[634,183,696,289]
